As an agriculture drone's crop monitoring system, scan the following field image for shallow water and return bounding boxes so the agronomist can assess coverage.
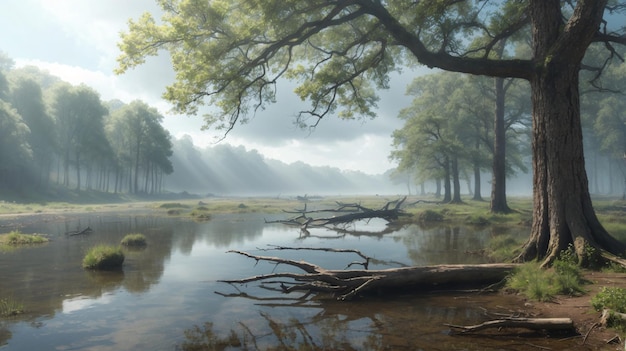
[0,213,585,350]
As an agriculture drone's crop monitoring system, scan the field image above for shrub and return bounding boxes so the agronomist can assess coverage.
[418,210,443,222]
[82,245,125,270]
[121,233,147,247]
[592,287,626,330]
[591,287,626,313]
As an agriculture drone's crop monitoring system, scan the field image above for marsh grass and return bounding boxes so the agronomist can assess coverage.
[0,230,48,245]
[159,202,190,209]
[507,259,586,301]
[0,296,23,317]
[121,233,147,247]
[486,234,523,262]
[82,245,125,270]
[190,206,211,221]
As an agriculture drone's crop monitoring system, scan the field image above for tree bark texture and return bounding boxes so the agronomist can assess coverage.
[490,77,510,213]
[517,0,626,265]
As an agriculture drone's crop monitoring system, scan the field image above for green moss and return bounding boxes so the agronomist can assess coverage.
[121,233,147,247]
[82,245,125,270]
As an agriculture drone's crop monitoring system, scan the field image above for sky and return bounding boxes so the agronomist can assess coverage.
[0,0,434,175]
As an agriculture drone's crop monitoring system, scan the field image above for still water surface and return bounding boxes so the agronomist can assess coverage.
[0,213,577,350]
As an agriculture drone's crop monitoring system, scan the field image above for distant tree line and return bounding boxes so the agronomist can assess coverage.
[390,44,626,204]
[0,52,173,198]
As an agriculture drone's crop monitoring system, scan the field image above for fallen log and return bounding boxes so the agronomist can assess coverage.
[446,317,575,334]
[66,226,93,236]
[266,197,408,230]
[219,248,518,300]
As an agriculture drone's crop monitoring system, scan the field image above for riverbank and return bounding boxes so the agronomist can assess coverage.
[1,195,625,349]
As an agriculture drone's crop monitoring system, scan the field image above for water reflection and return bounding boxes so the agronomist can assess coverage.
[179,293,577,351]
[0,213,538,350]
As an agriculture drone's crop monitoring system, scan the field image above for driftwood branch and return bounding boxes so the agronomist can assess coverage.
[266,197,408,230]
[219,248,518,300]
[446,317,575,334]
[66,226,93,236]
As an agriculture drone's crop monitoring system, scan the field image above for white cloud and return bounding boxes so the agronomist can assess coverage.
[2,0,426,174]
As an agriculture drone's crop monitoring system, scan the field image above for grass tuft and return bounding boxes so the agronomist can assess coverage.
[82,244,125,270]
[121,233,147,247]
[0,230,48,245]
[486,234,523,262]
[0,297,23,317]
[507,259,586,301]
[417,210,443,222]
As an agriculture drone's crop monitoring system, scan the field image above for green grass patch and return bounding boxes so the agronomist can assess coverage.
[159,202,190,209]
[121,233,147,247]
[0,230,48,245]
[465,214,490,225]
[0,296,23,317]
[82,245,125,270]
[190,206,211,221]
[507,260,586,301]
[417,209,444,222]
[486,233,523,262]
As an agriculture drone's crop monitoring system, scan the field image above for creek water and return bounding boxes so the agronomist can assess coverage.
[0,212,579,350]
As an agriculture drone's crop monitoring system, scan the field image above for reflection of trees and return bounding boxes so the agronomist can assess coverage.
[400,225,492,265]
[0,213,275,326]
[194,216,268,248]
[0,327,12,348]
[179,294,573,351]
[0,214,181,321]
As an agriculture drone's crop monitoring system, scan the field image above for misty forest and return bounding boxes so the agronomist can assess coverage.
[2,1,626,350]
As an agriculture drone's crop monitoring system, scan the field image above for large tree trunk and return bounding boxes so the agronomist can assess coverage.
[443,157,452,202]
[473,140,483,201]
[490,77,510,213]
[451,156,462,203]
[517,0,626,265]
